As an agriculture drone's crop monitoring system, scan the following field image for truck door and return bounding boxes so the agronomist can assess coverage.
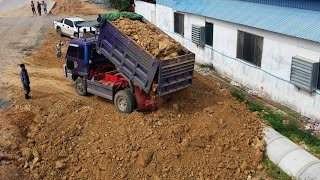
[66,44,88,77]
[64,19,75,37]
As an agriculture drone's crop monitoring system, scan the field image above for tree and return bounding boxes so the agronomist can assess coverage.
[108,0,131,11]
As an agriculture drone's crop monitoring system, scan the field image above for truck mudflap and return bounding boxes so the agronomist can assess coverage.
[157,53,195,96]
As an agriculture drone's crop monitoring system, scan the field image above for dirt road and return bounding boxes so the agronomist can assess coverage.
[0,1,267,179]
[0,0,58,108]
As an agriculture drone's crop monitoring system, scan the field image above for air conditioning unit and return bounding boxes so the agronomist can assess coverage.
[290,56,319,92]
[191,25,205,47]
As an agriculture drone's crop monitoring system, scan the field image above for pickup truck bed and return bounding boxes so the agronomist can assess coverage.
[96,18,195,96]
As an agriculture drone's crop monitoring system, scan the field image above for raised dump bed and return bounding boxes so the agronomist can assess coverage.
[96,18,195,96]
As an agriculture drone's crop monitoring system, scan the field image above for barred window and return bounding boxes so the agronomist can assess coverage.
[205,22,213,46]
[237,31,263,67]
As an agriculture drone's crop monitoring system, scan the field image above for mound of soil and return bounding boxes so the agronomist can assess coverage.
[26,30,66,68]
[51,0,115,15]
[0,110,35,180]
[6,71,266,179]
[113,18,185,60]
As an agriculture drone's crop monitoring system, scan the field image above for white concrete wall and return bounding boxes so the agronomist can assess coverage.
[135,1,156,23]
[136,2,320,120]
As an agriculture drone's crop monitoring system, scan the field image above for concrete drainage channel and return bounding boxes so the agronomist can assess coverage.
[264,126,320,179]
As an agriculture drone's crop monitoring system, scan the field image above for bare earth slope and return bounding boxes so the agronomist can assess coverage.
[0,1,266,179]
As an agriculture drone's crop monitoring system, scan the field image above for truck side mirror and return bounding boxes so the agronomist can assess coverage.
[56,43,63,58]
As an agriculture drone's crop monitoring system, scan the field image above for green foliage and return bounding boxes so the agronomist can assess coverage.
[248,103,264,112]
[249,102,320,158]
[198,63,208,68]
[262,156,291,179]
[231,90,246,103]
[108,0,131,11]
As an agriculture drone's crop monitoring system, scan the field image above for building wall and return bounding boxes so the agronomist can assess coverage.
[135,1,320,120]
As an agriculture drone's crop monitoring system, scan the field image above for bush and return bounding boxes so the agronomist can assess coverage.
[108,0,131,11]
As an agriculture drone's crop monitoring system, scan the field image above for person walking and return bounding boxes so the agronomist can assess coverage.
[31,1,36,16]
[82,29,93,37]
[19,64,31,100]
[42,1,47,14]
[37,2,41,16]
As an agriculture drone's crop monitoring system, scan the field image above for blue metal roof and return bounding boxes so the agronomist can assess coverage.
[157,0,320,43]
[239,0,320,11]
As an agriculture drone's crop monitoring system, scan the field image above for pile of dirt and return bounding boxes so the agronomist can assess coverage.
[5,69,267,179]
[26,30,66,68]
[51,0,83,15]
[113,18,185,60]
[0,110,35,179]
[51,0,115,15]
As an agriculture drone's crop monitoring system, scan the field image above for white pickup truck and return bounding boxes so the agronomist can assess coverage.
[53,17,96,38]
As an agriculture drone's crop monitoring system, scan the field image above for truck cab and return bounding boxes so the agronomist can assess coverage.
[64,37,113,81]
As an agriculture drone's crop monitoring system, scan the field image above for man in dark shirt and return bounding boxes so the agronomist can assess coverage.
[31,1,36,16]
[37,2,41,16]
[20,64,31,100]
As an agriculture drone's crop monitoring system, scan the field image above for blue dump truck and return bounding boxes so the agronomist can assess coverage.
[59,15,195,113]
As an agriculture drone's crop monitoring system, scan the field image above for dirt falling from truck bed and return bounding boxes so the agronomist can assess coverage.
[113,18,186,60]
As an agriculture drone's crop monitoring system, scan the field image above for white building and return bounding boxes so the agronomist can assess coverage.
[135,0,320,119]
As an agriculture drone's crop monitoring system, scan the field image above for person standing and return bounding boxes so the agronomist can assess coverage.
[31,1,36,16]
[37,2,41,16]
[42,1,47,14]
[19,64,31,100]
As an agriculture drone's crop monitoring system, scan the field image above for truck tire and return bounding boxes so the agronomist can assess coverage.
[75,78,87,96]
[114,89,136,113]
[57,27,63,37]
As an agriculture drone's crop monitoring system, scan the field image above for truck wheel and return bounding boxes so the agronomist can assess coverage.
[57,27,63,37]
[75,78,87,96]
[114,89,136,113]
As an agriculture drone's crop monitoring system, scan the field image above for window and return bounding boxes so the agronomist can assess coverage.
[237,31,263,67]
[205,22,213,46]
[67,46,78,58]
[67,45,85,60]
[66,60,74,69]
[79,46,84,60]
[64,19,74,27]
[174,12,184,36]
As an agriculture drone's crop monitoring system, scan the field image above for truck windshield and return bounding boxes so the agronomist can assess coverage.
[74,21,85,26]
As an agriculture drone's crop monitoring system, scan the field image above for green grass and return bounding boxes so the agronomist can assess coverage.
[262,156,291,179]
[198,63,209,68]
[230,90,320,158]
[248,103,264,112]
[249,103,320,158]
[231,90,246,103]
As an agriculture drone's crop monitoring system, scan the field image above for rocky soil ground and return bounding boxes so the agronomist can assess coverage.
[51,0,115,15]
[0,1,270,179]
[113,18,185,60]
[0,32,267,179]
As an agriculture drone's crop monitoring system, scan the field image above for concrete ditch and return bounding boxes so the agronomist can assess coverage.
[264,126,320,179]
